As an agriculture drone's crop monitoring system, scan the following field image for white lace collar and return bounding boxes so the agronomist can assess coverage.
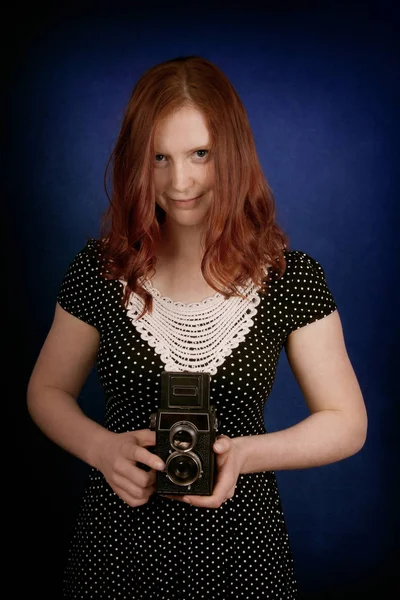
[120,278,262,375]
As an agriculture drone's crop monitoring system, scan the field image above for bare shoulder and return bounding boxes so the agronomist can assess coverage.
[28,303,100,399]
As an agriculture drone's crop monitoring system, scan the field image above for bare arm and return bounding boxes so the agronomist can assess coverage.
[164,309,368,509]
[27,303,109,467]
[235,310,368,473]
[27,303,164,506]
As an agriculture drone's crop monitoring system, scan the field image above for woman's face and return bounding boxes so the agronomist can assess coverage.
[153,105,214,231]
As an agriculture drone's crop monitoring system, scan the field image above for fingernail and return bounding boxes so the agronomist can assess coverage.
[214,443,222,451]
[182,496,192,504]
[157,462,165,470]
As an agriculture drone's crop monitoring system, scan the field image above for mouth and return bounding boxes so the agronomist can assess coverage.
[170,195,201,203]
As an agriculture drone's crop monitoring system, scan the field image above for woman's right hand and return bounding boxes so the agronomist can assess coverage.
[96,429,165,507]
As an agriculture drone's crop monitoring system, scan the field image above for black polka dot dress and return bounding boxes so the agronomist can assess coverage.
[57,239,337,600]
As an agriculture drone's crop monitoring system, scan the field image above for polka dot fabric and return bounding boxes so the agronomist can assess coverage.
[57,239,337,599]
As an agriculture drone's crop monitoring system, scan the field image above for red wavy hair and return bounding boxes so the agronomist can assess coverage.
[99,55,289,318]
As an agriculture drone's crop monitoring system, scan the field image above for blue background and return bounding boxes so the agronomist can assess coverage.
[7,1,399,597]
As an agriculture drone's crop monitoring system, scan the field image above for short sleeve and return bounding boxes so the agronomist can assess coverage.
[56,238,110,331]
[284,250,337,333]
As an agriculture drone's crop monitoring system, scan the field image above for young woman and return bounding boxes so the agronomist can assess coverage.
[27,55,367,599]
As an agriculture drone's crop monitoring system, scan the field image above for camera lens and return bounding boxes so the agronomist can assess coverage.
[169,421,197,451]
[166,451,202,486]
[172,429,192,450]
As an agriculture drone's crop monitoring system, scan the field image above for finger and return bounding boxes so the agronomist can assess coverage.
[133,446,165,472]
[184,484,235,508]
[120,437,164,471]
[183,468,236,508]
[183,476,234,508]
[160,494,186,502]
[213,434,232,454]
[112,475,156,504]
[112,464,156,495]
[131,429,157,448]
[128,465,157,488]
[210,467,236,502]
[113,472,154,498]
[160,493,223,508]
[115,486,153,508]
[180,493,228,509]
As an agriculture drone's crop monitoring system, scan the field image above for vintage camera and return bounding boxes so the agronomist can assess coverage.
[149,371,218,495]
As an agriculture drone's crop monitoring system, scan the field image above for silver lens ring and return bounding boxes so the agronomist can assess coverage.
[165,450,202,486]
[169,421,198,451]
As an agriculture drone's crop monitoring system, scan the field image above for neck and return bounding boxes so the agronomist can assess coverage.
[156,222,206,266]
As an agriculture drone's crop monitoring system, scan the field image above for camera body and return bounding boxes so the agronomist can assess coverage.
[150,371,218,495]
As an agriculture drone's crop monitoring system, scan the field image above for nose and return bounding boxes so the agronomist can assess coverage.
[169,161,194,193]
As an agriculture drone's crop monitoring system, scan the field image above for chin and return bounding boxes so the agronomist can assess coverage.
[172,215,208,229]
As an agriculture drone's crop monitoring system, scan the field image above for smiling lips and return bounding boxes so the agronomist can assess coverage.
[171,195,200,203]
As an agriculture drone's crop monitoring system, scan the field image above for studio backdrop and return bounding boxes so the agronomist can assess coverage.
[7,2,398,598]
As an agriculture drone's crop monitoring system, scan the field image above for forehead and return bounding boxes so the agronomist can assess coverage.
[154,106,210,150]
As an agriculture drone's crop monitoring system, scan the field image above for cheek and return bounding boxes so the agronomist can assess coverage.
[205,164,215,186]
[153,171,167,192]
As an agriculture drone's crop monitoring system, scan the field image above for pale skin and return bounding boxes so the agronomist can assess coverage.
[27,106,367,510]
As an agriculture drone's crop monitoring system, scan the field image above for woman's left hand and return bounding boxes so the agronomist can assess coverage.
[161,434,245,508]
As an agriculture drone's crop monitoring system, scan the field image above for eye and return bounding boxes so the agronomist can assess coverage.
[195,149,208,159]
[154,150,209,164]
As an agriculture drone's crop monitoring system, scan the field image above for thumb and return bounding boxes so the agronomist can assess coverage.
[214,434,231,453]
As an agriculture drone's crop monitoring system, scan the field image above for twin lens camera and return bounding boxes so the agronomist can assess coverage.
[149,371,218,495]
